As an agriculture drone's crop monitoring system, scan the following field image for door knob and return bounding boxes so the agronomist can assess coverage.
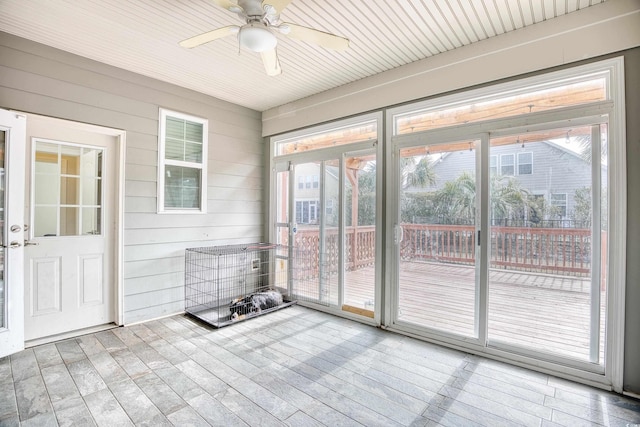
[4,241,22,249]
[10,225,21,233]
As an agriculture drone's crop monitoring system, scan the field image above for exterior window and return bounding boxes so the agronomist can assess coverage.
[326,199,334,215]
[305,176,312,189]
[158,108,208,213]
[298,176,304,189]
[490,155,498,176]
[500,154,514,176]
[550,193,568,218]
[295,200,319,224]
[312,175,319,189]
[518,152,533,175]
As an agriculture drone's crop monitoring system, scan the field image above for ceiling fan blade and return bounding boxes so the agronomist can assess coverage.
[261,48,282,76]
[281,23,349,51]
[262,0,293,14]
[179,26,240,49]
[210,0,244,13]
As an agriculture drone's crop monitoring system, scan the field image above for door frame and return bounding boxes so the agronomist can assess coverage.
[21,112,126,333]
[385,102,624,390]
[0,110,26,357]
[269,138,382,324]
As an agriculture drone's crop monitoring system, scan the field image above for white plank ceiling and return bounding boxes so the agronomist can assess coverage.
[0,0,606,112]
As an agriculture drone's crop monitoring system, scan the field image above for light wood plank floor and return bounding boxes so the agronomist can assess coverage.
[2,305,638,426]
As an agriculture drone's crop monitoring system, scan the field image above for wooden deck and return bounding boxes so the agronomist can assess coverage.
[331,261,605,363]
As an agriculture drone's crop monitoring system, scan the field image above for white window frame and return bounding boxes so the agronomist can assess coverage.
[326,199,334,215]
[500,153,515,176]
[386,57,626,392]
[550,192,568,218]
[489,155,498,176]
[157,108,208,214]
[517,152,533,175]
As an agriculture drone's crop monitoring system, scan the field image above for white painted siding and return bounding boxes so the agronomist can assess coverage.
[0,32,264,324]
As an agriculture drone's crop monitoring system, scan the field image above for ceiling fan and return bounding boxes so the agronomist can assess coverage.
[179,0,350,76]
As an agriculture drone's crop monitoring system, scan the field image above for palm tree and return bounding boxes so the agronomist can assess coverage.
[490,175,531,225]
[401,155,437,189]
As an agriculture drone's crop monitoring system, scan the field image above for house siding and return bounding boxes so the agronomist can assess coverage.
[0,32,264,324]
[420,141,599,223]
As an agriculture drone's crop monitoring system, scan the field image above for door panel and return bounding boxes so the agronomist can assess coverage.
[24,115,115,342]
[487,125,606,364]
[30,257,61,315]
[277,146,378,318]
[291,160,331,305]
[343,154,376,316]
[396,140,479,338]
[0,110,26,358]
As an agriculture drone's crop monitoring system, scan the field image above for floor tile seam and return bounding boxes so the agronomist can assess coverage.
[549,391,640,418]
[228,347,382,424]
[463,362,550,387]
[183,335,266,379]
[215,385,299,423]
[13,369,58,424]
[549,407,609,426]
[543,396,635,425]
[316,363,434,410]
[60,389,107,427]
[432,394,532,427]
[234,330,442,403]
[274,334,453,392]
[421,405,485,427]
[255,343,426,424]
[447,368,552,406]
[434,380,544,424]
[105,377,173,425]
[228,320,552,412]
[438,381,553,420]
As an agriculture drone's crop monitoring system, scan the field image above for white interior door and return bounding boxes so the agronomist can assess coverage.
[24,115,116,343]
[0,110,26,357]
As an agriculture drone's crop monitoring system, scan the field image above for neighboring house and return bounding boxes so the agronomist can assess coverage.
[293,163,339,226]
[416,140,606,225]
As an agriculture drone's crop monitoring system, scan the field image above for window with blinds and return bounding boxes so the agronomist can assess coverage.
[158,108,208,213]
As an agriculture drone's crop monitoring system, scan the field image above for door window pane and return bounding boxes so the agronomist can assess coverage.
[33,141,104,237]
[60,177,80,205]
[60,207,79,236]
[488,125,605,363]
[34,206,57,237]
[82,207,101,235]
[398,140,479,337]
[344,155,376,314]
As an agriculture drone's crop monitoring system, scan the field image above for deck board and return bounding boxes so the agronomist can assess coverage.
[327,261,606,363]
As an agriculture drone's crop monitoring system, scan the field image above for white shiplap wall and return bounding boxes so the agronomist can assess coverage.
[0,31,264,324]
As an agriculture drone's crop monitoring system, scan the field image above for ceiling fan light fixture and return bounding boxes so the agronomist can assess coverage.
[239,23,277,52]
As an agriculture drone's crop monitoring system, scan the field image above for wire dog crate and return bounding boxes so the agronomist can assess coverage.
[185,243,297,327]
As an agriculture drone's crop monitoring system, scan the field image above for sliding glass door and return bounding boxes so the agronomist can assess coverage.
[391,118,609,370]
[395,139,480,338]
[271,131,380,319]
[487,124,607,365]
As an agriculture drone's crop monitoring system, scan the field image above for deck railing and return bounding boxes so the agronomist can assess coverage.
[294,223,603,278]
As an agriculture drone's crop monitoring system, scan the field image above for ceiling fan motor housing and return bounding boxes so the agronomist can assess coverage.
[239,22,277,52]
